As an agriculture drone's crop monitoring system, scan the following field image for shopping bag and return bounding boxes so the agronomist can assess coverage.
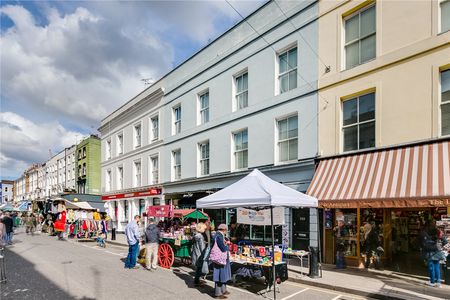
[209,239,227,266]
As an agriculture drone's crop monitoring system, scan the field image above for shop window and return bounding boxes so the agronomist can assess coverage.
[344,4,376,69]
[278,47,297,94]
[441,69,450,136]
[277,115,298,162]
[342,92,375,151]
[335,209,358,257]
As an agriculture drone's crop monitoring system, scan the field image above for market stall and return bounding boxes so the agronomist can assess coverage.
[197,169,318,299]
[146,205,209,268]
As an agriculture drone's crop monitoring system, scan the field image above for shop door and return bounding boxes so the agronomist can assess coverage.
[292,208,310,250]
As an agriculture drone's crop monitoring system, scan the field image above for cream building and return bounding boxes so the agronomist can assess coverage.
[308,0,450,270]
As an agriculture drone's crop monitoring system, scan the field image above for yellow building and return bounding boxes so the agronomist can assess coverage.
[308,0,450,269]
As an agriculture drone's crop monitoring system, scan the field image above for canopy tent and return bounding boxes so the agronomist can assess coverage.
[172,209,209,220]
[0,203,14,212]
[16,201,30,212]
[52,198,96,211]
[196,169,318,300]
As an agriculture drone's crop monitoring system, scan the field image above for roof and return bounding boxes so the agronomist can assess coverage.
[172,209,209,220]
[307,139,450,208]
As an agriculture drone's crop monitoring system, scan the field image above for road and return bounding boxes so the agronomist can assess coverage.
[1,229,367,300]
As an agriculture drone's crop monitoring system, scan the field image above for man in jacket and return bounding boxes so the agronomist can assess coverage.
[1,213,14,245]
[124,215,141,269]
[145,217,160,270]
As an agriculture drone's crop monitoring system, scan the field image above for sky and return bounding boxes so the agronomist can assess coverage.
[0,0,265,180]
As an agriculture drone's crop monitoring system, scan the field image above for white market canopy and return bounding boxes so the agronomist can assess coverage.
[196,169,318,209]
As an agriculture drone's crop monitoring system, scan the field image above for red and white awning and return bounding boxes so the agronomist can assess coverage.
[307,140,450,208]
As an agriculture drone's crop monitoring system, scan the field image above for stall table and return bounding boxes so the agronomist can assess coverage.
[158,238,192,268]
[283,250,310,277]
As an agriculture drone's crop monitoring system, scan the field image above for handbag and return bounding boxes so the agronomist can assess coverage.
[209,236,227,266]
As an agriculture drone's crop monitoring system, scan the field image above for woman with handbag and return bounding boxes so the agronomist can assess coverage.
[210,224,231,299]
[192,222,208,286]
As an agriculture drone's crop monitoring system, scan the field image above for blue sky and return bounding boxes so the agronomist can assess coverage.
[0,0,264,179]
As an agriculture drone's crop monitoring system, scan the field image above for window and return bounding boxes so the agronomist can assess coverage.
[441,69,450,136]
[233,129,248,170]
[106,169,111,192]
[277,115,298,162]
[172,150,181,180]
[134,160,141,187]
[441,0,450,33]
[106,140,111,160]
[83,147,86,158]
[342,92,375,151]
[344,5,376,69]
[150,156,159,184]
[235,72,248,110]
[5,187,8,192]
[134,124,141,148]
[117,133,123,155]
[199,142,210,176]
[117,166,123,190]
[82,163,86,176]
[199,92,209,124]
[173,106,181,134]
[78,165,82,177]
[150,116,159,141]
[278,47,297,94]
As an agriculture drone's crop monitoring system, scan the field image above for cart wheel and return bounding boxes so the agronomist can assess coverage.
[158,243,174,269]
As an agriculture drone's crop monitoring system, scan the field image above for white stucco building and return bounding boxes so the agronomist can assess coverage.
[0,180,14,204]
[100,0,320,249]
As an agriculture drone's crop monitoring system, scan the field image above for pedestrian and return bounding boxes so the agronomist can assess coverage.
[192,222,209,286]
[124,215,141,269]
[421,221,448,288]
[211,224,231,299]
[0,212,6,246]
[334,220,347,269]
[1,212,14,245]
[100,215,108,240]
[144,217,159,270]
[363,222,381,269]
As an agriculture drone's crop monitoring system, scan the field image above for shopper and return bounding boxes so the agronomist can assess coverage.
[0,212,5,246]
[334,220,347,269]
[1,212,14,245]
[124,215,141,269]
[422,222,447,288]
[144,217,160,270]
[211,224,231,299]
[364,222,381,269]
[192,222,209,286]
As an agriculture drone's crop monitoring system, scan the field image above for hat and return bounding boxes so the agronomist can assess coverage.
[196,223,206,233]
[218,224,228,231]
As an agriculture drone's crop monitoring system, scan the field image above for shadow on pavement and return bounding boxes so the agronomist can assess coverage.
[0,246,94,300]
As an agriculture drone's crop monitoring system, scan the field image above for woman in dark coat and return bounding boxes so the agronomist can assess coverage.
[212,224,231,299]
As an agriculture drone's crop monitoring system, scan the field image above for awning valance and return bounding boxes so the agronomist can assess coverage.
[307,140,450,208]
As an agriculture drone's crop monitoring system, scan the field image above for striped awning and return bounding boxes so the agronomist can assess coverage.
[307,140,450,208]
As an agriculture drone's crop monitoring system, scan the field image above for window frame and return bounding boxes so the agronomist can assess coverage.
[117,165,123,190]
[134,122,142,149]
[278,46,298,94]
[234,71,248,111]
[116,132,123,155]
[198,141,210,176]
[150,155,159,185]
[198,91,210,125]
[233,129,248,170]
[440,0,450,33]
[150,115,159,142]
[172,149,181,181]
[173,105,181,135]
[133,159,142,187]
[343,4,376,70]
[341,92,376,152]
[276,114,299,163]
[440,68,450,136]
[105,169,112,192]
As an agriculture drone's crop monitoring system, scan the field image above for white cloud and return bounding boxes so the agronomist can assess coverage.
[0,112,82,177]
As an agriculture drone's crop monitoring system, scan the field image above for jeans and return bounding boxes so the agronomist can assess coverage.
[428,260,441,284]
[215,282,227,296]
[5,232,13,244]
[145,243,159,269]
[125,242,140,268]
[336,251,346,269]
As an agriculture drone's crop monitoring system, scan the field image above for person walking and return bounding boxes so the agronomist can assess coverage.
[211,224,231,299]
[422,222,447,288]
[144,217,160,270]
[192,222,208,286]
[363,222,381,269]
[0,213,6,246]
[124,215,141,269]
[1,213,14,245]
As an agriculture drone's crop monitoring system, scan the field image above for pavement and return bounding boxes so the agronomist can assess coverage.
[107,233,450,300]
[1,229,367,300]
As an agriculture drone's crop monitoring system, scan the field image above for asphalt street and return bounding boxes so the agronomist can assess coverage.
[1,229,368,300]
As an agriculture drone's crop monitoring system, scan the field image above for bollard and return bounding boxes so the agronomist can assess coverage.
[111,228,116,240]
[445,259,450,285]
[308,246,320,278]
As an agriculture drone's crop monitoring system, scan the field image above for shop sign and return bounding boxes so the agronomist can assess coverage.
[237,207,285,225]
[147,205,172,218]
[319,198,450,209]
[102,188,162,200]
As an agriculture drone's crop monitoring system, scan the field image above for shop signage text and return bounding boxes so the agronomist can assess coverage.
[102,188,162,200]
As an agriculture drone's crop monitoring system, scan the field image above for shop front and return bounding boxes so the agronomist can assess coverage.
[308,139,450,275]
[102,187,163,232]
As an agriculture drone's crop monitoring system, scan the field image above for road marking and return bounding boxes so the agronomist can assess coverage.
[330,295,342,300]
[279,288,309,300]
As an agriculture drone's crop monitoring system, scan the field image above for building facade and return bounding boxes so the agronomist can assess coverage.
[306,0,450,269]
[0,180,14,204]
[76,135,101,194]
[100,0,320,249]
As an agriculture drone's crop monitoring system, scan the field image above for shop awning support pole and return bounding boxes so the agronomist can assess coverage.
[271,206,277,300]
